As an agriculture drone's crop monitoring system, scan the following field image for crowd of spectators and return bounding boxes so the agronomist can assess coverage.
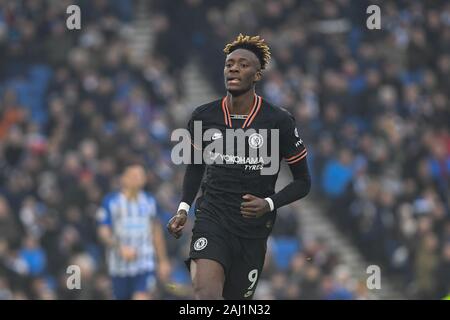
[155,0,450,299]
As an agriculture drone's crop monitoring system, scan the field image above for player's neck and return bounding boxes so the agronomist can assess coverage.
[227,90,255,115]
[122,189,139,200]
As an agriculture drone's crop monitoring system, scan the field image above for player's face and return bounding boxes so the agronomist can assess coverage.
[224,49,262,96]
[122,165,146,190]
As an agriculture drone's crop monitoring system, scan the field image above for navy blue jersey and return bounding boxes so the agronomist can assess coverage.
[188,94,307,238]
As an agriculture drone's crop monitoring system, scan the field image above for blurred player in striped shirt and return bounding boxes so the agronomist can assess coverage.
[97,163,170,299]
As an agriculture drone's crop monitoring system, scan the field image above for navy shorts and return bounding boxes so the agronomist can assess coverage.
[185,214,267,300]
[111,271,156,300]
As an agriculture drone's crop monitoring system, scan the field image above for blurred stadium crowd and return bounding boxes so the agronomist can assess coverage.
[0,0,449,299]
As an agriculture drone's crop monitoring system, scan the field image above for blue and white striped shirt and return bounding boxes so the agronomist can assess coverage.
[97,191,157,277]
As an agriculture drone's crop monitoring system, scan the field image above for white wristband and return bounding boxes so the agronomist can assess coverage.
[177,202,190,213]
[264,197,275,211]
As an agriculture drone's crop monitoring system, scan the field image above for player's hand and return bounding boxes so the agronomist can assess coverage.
[240,194,271,218]
[119,245,137,261]
[157,259,171,282]
[167,210,188,239]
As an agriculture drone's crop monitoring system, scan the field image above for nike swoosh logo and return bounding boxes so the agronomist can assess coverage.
[210,152,221,161]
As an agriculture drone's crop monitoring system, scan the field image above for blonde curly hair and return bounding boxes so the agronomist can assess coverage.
[223,33,271,70]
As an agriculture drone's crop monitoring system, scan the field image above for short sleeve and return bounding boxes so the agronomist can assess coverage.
[187,109,203,151]
[279,111,307,165]
[145,192,157,219]
[186,109,204,164]
[96,195,113,226]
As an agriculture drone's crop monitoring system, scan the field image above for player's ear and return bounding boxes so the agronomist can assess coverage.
[254,70,262,82]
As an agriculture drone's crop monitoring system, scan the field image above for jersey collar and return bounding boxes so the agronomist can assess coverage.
[221,94,262,128]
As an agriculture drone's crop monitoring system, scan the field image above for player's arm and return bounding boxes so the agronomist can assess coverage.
[168,110,205,238]
[98,224,117,248]
[96,199,136,261]
[268,112,311,209]
[96,200,118,248]
[241,112,311,217]
[167,162,205,238]
[269,155,311,209]
[240,159,310,217]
